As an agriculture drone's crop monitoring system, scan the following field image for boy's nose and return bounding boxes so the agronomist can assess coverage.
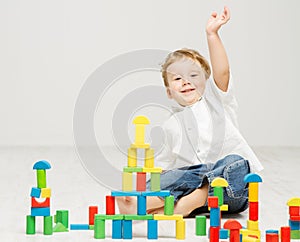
[182,77,191,85]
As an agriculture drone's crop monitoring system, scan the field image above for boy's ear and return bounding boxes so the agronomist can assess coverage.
[166,87,173,99]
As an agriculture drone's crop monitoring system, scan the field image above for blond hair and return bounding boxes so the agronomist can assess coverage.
[161,48,211,87]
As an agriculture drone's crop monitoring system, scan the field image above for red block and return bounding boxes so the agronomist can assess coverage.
[266,233,279,242]
[289,206,300,216]
[249,202,259,221]
[290,215,300,221]
[210,227,220,242]
[31,197,50,208]
[106,195,115,215]
[224,219,242,242]
[208,196,219,208]
[280,226,291,242]
[136,172,146,191]
[89,206,98,225]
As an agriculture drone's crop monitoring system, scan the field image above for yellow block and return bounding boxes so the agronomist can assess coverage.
[243,235,260,242]
[220,204,229,211]
[247,220,259,231]
[127,148,137,167]
[287,197,300,207]
[153,214,183,221]
[130,143,150,149]
[211,177,229,187]
[145,148,154,168]
[122,172,133,191]
[142,167,162,173]
[41,188,51,198]
[241,229,261,240]
[176,219,185,240]
[249,183,259,202]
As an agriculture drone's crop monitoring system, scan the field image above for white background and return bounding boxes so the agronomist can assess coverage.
[1,0,299,147]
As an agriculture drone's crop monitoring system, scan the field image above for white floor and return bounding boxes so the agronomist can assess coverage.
[1,146,300,241]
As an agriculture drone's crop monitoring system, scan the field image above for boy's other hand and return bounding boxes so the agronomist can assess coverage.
[206,6,230,36]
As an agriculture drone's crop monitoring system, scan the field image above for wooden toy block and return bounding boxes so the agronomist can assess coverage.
[31,197,50,208]
[280,226,291,242]
[249,202,259,221]
[89,206,98,225]
[33,160,51,170]
[143,167,163,173]
[123,220,133,239]
[224,219,242,242]
[247,220,259,231]
[153,214,183,221]
[220,204,229,211]
[210,207,220,227]
[111,190,141,196]
[131,143,150,149]
[133,115,150,145]
[240,229,261,240]
[287,197,300,207]
[220,228,229,239]
[106,195,115,215]
[70,224,90,230]
[176,219,185,240]
[266,233,279,242]
[164,195,175,215]
[124,214,153,220]
[248,183,259,202]
[123,166,143,173]
[112,220,122,239]
[31,207,50,217]
[136,172,146,191]
[289,206,300,216]
[122,172,133,191]
[37,169,47,188]
[208,196,219,208]
[290,216,300,221]
[30,187,41,198]
[141,190,170,197]
[137,195,147,215]
[89,225,94,230]
[211,177,228,187]
[289,219,300,230]
[291,230,300,240]
[145,148,154,168]
[244,173,262,183]
[127,148,137,167]
[213,186,224,205]
[150,172,161,191]
[195,215,206,236]
[209,226,220,242]
[43,216,53,235]
[26,215,36,234]
[41,188,51,198]
[94,219,105,239]
[95,214,124,220]
[147,219,158,239]
[55,210,69,228]
[243,236,260,242]
[266,230,278,234]
[53,222,68,232]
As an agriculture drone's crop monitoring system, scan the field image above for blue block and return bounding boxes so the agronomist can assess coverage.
[111,191,141,196]
[112,220,122,239]
[220,228,229,239]
[147,220,158,239]
[137,195,147,215]
[266,229,279,234]
[210,207,220,227]
[142,190,170,197]
[33,160,51,170]
[244,173,262,183]
[289,220,300,230]
[30,187,41,198]
[70,224,89,230]
[123,220,132,239]
[31,207,50,216]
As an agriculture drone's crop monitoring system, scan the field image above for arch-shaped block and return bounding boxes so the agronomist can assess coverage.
[33,160,51,170]
[244,173,262,183]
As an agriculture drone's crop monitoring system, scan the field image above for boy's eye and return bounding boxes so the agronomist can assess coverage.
[174,77,182,81]
[191,74,198,77]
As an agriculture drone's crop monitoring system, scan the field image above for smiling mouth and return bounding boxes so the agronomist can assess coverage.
[181,88,195,93]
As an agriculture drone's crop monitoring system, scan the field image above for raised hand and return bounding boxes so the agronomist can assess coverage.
[206,6,230,36]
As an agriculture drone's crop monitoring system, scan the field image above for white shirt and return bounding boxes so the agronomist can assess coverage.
[156,76,264,173]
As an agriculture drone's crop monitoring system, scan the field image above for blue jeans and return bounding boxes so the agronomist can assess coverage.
[146,154,250,214]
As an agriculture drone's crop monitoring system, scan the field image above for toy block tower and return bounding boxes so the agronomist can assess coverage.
[287,197,300,239]
[241,173,263,241]
[26,160,53,235]
[94,115,185,240]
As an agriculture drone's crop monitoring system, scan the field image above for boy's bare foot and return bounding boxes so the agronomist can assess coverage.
[116,196,137,214]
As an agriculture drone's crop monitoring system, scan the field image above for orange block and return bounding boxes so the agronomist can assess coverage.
[31,197,50,208]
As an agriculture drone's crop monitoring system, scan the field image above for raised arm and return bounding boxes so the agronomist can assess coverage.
[206,6,231,92]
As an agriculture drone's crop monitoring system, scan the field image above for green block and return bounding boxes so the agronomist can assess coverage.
[124,214,153,220]
[213,186,224,205]
[196,215,206,236]
[89,225,94,230]
[95,214,124,220]
[291,230,300,239]
[56,210,69,228]
[164,196,174,215]
[123,166,143,172]
[150,173,160,191]
[26,215,36,235]
[37,169,47,188]
[53,222,68,232]
[43,216,53,235]
[94,219,105,239]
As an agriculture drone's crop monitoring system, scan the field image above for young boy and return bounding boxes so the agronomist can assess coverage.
[117,6,263,217]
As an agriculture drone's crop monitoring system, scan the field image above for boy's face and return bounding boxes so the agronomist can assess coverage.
[166,57,207,106]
